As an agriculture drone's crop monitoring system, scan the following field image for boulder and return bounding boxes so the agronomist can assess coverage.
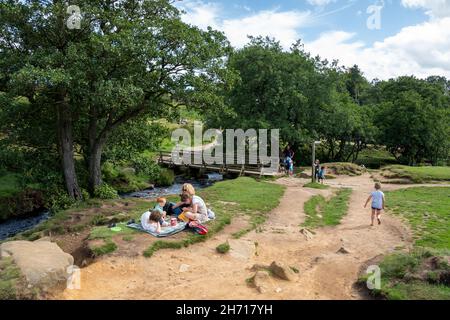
[269,261,297,281]
[252,271,270,294]
[0,240,74,289]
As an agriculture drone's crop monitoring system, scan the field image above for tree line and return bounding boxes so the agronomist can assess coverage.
[0,0,449,201]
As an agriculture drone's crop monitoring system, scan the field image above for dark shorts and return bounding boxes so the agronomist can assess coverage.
[372,207,382,211]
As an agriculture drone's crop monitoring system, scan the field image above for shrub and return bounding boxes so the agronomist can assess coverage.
[156,168,175,186]
[45,189,76,211]
[131,155,161,179]
[94,184,119,199]
[216,242,230,254]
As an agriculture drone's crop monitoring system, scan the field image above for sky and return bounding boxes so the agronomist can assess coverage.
[176,0,450,81]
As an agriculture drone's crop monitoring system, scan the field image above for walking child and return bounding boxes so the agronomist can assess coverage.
[319,166,326,184]
[364,182,385,226]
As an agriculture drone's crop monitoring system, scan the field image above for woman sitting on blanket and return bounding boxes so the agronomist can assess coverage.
[141,210,168,234]
[153,183,196,218]
[179,192,209,223]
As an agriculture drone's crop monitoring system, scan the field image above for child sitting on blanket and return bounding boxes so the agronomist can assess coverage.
[155,196,189,218]
[140,210,168,234]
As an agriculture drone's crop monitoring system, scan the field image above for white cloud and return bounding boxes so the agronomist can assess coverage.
[178,1,221,30]
[179,0,450,80]
[401,0,450,18]
[305,17,450,80]
[221,10,312,48]
[307,0,337,6]
[179,1,313,49]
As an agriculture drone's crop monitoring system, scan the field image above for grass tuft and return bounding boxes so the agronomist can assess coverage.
[302,188,352,228]
[216,242,231,254]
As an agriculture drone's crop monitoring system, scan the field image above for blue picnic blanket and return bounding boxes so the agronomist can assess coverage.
[126,221,188,238]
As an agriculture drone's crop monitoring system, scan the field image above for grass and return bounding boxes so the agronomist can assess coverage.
[363,187,450,300]
[216,242,231,254]
[382,165,450,183]
[0,257,36,300]
[386,187,450,249]
[324,163,365,176]
[90,239,118,256]
[89,223,137,240]
[302,188,352,228]
[144,177,285,257]
[360,248,450,300]
[303,182,329,190]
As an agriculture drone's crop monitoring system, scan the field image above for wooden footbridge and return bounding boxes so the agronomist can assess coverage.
[158,151,284,177]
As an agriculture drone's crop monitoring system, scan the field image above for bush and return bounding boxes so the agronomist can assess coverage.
[45,189,76,211]
[131,155,161,179]
[156,168,175,186]
[94,184,119,199]
[81,189,90,201]
[216,242,230,254]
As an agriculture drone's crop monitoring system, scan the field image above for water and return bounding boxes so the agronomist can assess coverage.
[120,174,223,199]
[0,211,49,241]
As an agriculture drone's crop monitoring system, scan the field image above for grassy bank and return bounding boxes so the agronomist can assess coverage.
[302,188,352,228]
[381,165,450,183]
[363,187,450,300]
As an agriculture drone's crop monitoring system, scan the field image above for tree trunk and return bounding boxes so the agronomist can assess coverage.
[88,141,105,192]
[87,110,107,192]
[57,99,82,200]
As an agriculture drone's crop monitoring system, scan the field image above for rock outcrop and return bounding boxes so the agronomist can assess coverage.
[0,240,74,289]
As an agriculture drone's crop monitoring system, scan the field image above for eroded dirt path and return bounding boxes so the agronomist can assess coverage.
[56,174,412,300]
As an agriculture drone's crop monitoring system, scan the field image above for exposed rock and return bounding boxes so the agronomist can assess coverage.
[0,240,74,289]
[337,247,351,254]
[250,263,269,272]
[269,261,297,281]
[252,271,270,294]
[313,256,325,263]
[300,228,314,241]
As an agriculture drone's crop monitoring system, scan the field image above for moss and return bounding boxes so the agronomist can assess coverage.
[0,257,35,300]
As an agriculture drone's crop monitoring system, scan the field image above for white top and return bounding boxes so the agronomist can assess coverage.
[140,211,158,232]
[371,191,385,209]
[192,195,208,218]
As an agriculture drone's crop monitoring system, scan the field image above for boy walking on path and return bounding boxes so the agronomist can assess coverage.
[364,182,385,226]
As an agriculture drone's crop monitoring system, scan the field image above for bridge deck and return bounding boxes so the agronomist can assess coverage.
[158,151,284,177]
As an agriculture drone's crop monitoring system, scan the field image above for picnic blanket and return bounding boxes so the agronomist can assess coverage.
[126,221,188,238]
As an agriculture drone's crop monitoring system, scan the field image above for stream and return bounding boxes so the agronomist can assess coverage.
[0,211,50,241]
[0,173,224,241]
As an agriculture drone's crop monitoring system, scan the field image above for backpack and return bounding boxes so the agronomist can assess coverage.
[188,221,208,235]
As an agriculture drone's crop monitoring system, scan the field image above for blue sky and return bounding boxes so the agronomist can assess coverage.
[177,0,450,80]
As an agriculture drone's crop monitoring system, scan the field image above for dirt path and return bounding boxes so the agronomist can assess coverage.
[56,174,413,300]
